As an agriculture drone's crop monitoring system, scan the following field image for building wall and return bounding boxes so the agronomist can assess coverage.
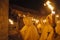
[0,0,8,40]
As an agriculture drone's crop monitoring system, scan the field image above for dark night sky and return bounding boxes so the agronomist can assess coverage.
[9,0,60,21]
[9,0,60,10]
[9,0,45,10]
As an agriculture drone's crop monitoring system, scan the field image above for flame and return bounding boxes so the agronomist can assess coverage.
[35,20,39,24]
[46,1,54,11]
[32,18,39,24]
[43,19,46,23]
[56,15,59,18]
[51,11,55,14]
[23,15,26,17]
[9,19,14,24]
[44,0,55,14]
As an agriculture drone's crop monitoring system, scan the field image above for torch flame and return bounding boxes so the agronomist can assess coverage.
[9,19,14,25]
[46,1,54,11]
[44,0,55,14]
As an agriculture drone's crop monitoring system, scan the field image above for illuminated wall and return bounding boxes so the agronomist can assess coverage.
[0,0,8,40]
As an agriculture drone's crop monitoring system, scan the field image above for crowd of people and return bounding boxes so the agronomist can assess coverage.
[9,14,60,40]
[19,16,60,40]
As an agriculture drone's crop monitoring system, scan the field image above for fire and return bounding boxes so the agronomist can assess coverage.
[44,0,55,14]
[56,15,59,18]
[46,1,54,11]
[43,19,46,23]
[9,19,14,25]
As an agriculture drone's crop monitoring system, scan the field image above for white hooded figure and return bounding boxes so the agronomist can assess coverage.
[37,23,42,34]
[54,21,60,40]
[20,17,39,40]
[37,18,45,37]
[39,18,54,40]
[55,21,60,35]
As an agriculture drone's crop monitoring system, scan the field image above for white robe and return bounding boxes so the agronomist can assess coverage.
[39,24,53,40]
[55,23,60,35]
[20,25,39,40]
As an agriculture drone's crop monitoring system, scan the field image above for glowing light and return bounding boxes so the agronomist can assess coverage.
[23,15,26,17]
[43,19,46,23]
[35,20,39,24]
[44,3,46,6]
[46,1,54,11]
[32,18,37,21]
[9,19,14,24]
[56,15,59,18]
[52,11,55,14]
[44,0,55,15]
[18,14,21,17]
[32,18,39,24]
